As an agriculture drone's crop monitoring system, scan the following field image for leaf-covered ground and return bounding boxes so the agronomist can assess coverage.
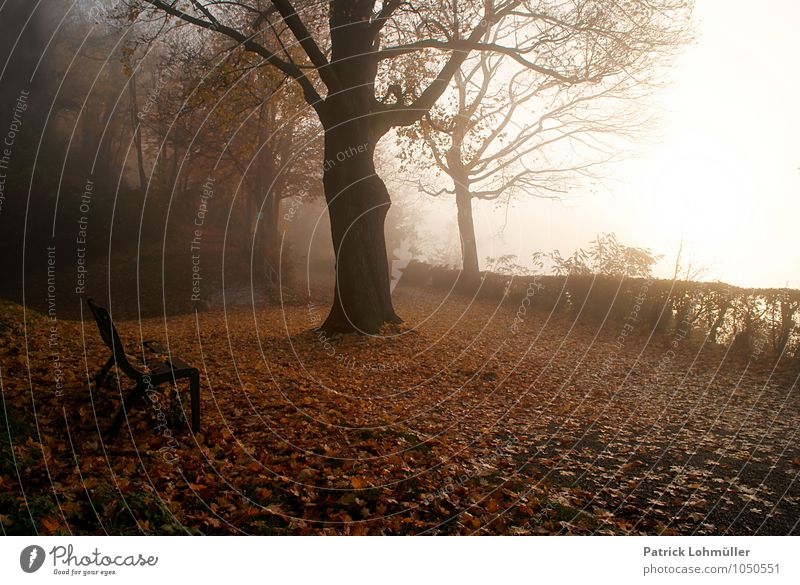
[1,288,798,535]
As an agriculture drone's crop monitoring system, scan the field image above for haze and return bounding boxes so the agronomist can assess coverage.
[404,0,800,289]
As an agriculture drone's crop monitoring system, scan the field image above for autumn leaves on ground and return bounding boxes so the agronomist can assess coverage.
[1,287,798,536]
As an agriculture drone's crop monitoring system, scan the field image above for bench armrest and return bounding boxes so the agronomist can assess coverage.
[143,341,194,372]
[143,340,166,354]
[167,356,193,370]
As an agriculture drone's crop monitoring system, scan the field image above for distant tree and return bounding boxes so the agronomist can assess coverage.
[398,3,692,289]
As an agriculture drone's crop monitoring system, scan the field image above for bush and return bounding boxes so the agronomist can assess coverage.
[397,261,800,359]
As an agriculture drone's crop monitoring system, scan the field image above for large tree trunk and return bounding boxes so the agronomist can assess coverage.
[317,0,400,334]
[320,121,400,333]
[455,186,480,289]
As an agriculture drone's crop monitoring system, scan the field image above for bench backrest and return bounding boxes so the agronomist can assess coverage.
[86,298,140,379]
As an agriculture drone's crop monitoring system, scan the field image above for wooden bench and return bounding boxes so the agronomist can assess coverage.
[87,298,200,438]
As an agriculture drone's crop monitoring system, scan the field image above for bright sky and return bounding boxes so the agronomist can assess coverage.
[406,0,800,289]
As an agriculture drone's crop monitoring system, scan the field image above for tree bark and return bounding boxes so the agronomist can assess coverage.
[448,120,480,291]
[319,120,400,333]
[455,185,480,290]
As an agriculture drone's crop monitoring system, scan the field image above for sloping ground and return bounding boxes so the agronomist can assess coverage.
[1,287,798,535]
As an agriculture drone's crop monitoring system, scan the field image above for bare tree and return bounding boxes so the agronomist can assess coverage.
[130,0,692,332]
[398,7,691,288]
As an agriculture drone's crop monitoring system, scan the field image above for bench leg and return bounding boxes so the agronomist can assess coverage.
[189,371,200,433]
[106,382,147,439]
[95,356,115,390]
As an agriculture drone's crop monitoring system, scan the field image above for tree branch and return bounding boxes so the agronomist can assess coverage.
[141,0,323,109]
[373,9,498,132]
[375,39,595,84]
[370,0,404,37]
[269,0,340,92]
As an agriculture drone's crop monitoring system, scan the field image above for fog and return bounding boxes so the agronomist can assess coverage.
[1,0,796,324]
[397,0,800,289]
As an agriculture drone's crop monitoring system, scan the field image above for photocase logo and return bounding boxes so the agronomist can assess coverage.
[390,239,413,294]
[20,545,46,573]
